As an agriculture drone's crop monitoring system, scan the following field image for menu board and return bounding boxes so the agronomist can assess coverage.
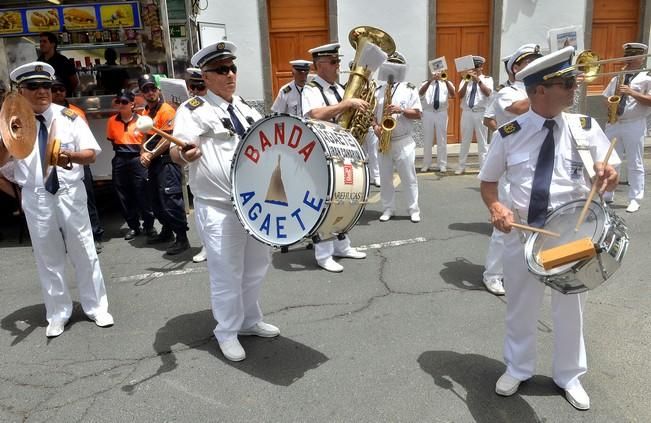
[0,2,141,37]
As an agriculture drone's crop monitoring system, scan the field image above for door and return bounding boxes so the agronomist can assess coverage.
[268,0,329,97]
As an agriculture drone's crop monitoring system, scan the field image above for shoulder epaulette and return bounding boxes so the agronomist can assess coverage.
[579,115,592,130]
[308,80,321,88]
[239,96,250,107]
[498,120,521,137]
[61,108,78,121]
[185,96,205,110]
[282,85,292,94]
[406,82,416,89]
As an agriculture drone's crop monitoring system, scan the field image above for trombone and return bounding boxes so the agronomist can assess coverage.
[544,50,651,83]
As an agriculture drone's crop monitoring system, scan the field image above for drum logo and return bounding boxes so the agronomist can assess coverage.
[344,163,353,185]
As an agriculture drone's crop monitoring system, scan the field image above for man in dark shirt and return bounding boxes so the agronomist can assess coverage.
[97,48,130,95]
[38,32,78,97]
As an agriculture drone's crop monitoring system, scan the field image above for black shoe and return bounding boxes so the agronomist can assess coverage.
[146,229,174,244]
[94,240,103,253]
[124,228,140,240]
[166,238,190,255]
[144,227,158,242]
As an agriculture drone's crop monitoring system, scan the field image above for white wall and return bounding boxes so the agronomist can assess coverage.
[196,1,264,100]
[336,0,429,85]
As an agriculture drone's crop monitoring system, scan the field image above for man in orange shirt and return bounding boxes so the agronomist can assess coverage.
[137,75,189,255]
[106,89,157,241]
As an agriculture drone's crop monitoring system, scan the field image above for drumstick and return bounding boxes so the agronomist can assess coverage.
[574,137,617,232]
[511,222,560,238]
[135,115,189,149]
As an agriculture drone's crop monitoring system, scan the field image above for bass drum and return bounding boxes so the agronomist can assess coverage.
[231,114,369,247]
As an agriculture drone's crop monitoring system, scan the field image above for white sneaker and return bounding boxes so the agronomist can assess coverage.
[495,372,521,396]
[193,246,207,263]
[483,278,505,295]
[373,178,381,187]
[239,321,280,337]
[46,320,67,338]
[219,339,246,362]
[420,166,429,172]
[454,168,465,175]
[90,312,114,328]
[626,199,640,213]
[439,166,446,173]
[317,257,344,272]
[410,212,421,223]
[337,248,366,259]
[565,384,590,410]
[379,210,393,222]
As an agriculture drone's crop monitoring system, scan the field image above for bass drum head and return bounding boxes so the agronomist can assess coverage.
[231,115,330,246]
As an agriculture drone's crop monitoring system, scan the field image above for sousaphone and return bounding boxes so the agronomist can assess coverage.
[0,92,36,159]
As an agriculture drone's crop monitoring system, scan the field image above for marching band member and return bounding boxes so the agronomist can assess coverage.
[170,41,279,362]
[482,44,542,296]
[8,62,113,337]
[301,42,367,273]
[479,47,619,410]
[271,59,312,116]
[457,56,494,174]
[602,42,651,213]
[137,74,190,255]
[374,53,423,223]
[419,66,455,173]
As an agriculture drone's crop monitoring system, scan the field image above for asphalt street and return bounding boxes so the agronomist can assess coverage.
[0,158,649,422]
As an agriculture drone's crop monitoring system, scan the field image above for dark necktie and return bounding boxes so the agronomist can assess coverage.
[527,119,556,227]
[433,82,440,110]
[468,81,478,109]
[36,115,59,195]
[227,104,245,137]
[616,73,635,116]
[330,85,342,103]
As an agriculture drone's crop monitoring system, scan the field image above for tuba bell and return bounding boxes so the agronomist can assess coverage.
[337,26,396,143]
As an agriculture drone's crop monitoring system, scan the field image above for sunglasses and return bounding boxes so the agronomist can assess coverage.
[23,82,53,91]
[293,67,310,73]
[190,83,205,90]
[204,64,237,75]
[50,86,66,93]
[118,99,132,105]
[141,85,158,93]
[542,77,577,90]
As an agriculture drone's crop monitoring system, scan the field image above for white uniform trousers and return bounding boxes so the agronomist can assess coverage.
[22,181,109,324]
[605,118,646,201]
[421,110,448,169]
[483,177,510,281]
[314,236,352,262]
[379,135,420,214]
[194,199,271,343]
[502,232,587,389]
[459,110,488,169]
[363,130,380,181]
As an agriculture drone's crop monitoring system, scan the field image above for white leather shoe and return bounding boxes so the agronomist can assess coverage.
[338,248,366,259]
[46,320,67,338]
[410,212,421,223]
[483,278,505,295]
[454,168,465,175]
[90,312,114,328]
[193,246,207,263]
[219,339,246,362]
[626,199,640,213]
[379,210,393,222]
[495,372,521,396]
[565,384,590,410]
[373,178,381,187]
[420,166,429,172]
[439,166,446,173]
[318,257,344,273]
[239,321,280,337]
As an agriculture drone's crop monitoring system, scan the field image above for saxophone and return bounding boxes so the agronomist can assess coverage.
[379,76,396,154]
[607,66,626,124]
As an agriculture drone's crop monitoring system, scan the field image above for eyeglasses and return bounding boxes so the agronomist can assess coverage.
[204,64,237,75]
[141,85,157,93]
[118,99,132,105]
[542,77,576,90]
[189,83,205,91]
[50,86,66,93]
[23,82,53,91]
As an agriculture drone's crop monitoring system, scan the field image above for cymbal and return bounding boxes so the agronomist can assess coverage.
[0,92,36,159]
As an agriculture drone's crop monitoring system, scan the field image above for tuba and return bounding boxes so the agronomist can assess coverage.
[337,26,395,143]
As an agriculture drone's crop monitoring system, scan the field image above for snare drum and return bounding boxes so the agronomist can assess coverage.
[524,199,629,294]
[231,115,369,247]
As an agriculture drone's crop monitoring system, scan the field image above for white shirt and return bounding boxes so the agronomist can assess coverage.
[301,75,344,118]
[172,90,262,205]
[458,74,494,111]
[479,109,619,216]
[420,80,451,112]
[375,81,422,139]
[15,103,100,188]
[271,80,304,116]
[494,81,528,126]
[602,71,651,121]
